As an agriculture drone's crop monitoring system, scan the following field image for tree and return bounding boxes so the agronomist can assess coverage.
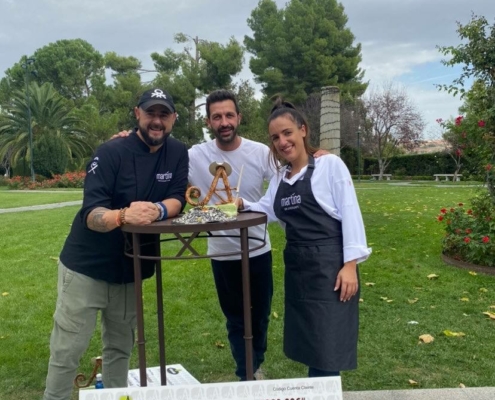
[437,14,495,201]
[299,92,322,147]
[244,0,367,103]
[1,39,105,104]
[437,117,464,180]
[360,83,425,178]
[231,80,267,144]
[151,33,244,145]
[70,96,121,151]
[1,146,13,177]
[0,82,91,177]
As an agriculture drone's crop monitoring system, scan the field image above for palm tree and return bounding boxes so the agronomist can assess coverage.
[0,82,91,177]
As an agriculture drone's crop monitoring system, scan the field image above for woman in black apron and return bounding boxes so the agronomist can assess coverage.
[238,98,370,377]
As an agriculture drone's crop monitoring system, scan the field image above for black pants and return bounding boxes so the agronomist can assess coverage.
[211,251,273,380]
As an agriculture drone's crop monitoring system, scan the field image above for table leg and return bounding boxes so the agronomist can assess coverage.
[240,227,254,381]
[132,233,147,387]
[155,237,167,385]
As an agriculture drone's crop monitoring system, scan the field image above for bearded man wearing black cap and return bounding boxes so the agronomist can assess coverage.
[43,88,189,400]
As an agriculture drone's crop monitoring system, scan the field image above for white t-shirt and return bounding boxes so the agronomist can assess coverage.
[188,138,276,260]
[243,154,371,264]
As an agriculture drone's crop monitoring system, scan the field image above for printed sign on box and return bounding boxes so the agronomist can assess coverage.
[79,375,342,400]
[127,364,200,387]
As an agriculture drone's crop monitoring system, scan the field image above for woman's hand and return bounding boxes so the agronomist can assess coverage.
[109,130,132,141]
[234,197,244,211]
[334,261,359,302]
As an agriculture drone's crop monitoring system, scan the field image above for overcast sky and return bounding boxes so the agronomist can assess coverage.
[1,0,495,138]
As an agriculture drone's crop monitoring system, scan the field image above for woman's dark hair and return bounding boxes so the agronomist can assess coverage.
[205,89,240,118]
[268,96,319,169]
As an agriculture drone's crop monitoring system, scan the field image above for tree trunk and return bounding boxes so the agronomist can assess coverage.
[188,100,196,143]
[378,158,386,180]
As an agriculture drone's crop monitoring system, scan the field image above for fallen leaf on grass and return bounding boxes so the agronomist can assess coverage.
[460,297,469,302]
[489,305,495,309]
[272,312,279,319]
[468,271,478,276]
[359,298,364,303]
[49,256,59,261]
[365,282,375,287]
[443,330,466,337]
[380,296,388,301]
[408,298,419,304]
[482,311,495,320]
[419,334,434,344]
[215,341,225,348]
[386,300,394,303]
[479,288,488,293]
[459,383,466,388]
[427,274,439,280]
[407,321,419,325]
[408,379,418,385]
[1,292,8,297]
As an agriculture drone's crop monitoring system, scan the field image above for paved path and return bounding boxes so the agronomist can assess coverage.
[344,387,495,399]
[5,190,83,193]
[0,200,82,214]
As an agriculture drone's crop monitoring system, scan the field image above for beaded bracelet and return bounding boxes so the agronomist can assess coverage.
[119,207,128,225]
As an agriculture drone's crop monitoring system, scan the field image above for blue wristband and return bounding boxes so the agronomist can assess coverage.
[154,202,167,221]
[154,202,163,221]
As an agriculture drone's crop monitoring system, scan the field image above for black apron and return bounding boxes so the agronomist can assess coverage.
[274,156,359,371]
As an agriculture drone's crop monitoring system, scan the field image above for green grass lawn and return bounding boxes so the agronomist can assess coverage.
[0,184,494,400]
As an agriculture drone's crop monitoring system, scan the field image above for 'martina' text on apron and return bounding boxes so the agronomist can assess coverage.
[281,193,302,211]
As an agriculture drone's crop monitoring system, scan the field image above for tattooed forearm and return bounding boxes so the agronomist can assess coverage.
[87,207,111,232]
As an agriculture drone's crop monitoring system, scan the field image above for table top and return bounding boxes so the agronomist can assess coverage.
[121,211,267,234]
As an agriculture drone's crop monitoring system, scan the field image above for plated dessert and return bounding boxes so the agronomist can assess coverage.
[172,204,237,225]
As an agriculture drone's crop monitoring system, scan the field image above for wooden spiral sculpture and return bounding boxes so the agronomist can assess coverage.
[74,356,102,388]
[186,162,236,206]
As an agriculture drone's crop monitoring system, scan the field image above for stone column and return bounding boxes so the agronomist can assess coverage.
[319,86,341,156]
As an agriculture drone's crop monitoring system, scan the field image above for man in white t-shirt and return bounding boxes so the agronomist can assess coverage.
[188,89,275,381]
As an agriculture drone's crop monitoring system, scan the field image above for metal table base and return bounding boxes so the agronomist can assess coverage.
[122,212,267,386]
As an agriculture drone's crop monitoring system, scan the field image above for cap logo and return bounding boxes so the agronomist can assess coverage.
[151,89,167,99]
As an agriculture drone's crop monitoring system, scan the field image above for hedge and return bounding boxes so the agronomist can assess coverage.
[341,149,479,178]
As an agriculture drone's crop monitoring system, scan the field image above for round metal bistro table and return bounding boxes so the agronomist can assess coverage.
[121,212,267,386]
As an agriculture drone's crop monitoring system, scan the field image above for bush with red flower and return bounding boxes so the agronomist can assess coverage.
[7,171,86,190]
[437,192,495,267]
[436,15,495,267]
[437,113,491,182]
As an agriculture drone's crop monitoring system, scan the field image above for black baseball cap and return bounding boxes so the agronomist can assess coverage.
[137,88,176,112]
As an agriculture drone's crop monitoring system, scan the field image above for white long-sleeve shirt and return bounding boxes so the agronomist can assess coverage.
[243,154,371,264]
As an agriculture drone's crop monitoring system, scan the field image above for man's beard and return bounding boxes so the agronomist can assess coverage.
[139,121,168,147]
[213,124,238,144]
